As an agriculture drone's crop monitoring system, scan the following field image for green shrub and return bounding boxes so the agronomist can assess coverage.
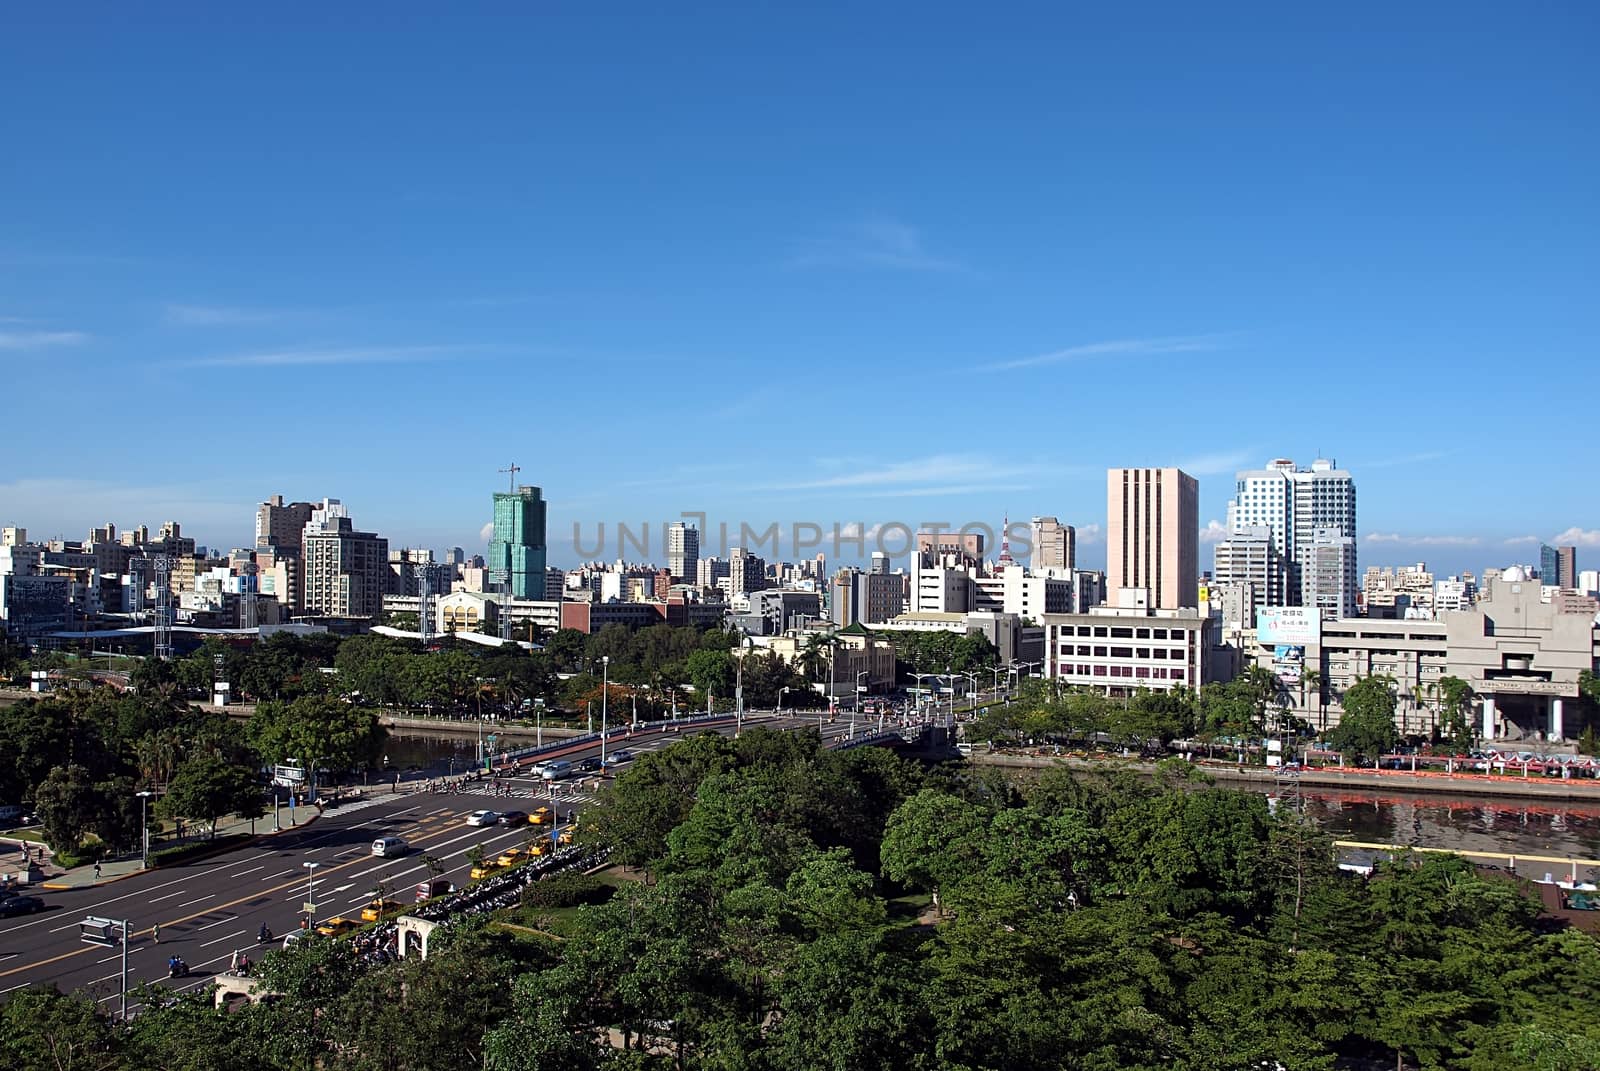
[519,872,611,909]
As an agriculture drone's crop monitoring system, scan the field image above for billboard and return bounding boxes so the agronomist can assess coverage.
[1272,644,1304,685]
[1256,607,1321,645]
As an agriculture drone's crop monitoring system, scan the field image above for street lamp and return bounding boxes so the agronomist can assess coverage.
[136,790,153,869]
[303,862,319,929]
[778,686,788,717]
[734,635,754,738]
[855,669,870,708]
[600,656,610,765]
[962,672,979,715]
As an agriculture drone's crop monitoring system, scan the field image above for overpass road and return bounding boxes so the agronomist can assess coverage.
[0,712,899,1009]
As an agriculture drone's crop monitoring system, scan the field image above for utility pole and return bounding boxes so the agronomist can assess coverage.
[600,656,610,764]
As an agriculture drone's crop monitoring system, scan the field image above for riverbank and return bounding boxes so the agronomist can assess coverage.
[972,751,1600,802]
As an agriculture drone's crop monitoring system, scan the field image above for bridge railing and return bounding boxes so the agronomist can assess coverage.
[495,711,773,766]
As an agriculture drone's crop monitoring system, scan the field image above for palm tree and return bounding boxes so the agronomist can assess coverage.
[1302,668,1325,734]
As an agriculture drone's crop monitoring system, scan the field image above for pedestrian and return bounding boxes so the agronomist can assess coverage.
[151,922,161,943]
[93,860,102,882]
[229,949,239,972]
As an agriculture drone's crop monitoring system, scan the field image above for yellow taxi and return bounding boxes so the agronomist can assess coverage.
[314,916,361,937]
[469,861,500,881]
[528,807,553,826]
[360,898,403,923]
[495,847,525,868]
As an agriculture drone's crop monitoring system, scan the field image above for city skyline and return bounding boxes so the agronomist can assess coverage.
[3,7,1596,574]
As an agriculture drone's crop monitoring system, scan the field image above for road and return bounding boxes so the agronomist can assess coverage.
[0,711,885,1009]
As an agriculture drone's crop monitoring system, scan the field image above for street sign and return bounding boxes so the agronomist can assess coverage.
[302,901,317,914]
[80,917,119,946]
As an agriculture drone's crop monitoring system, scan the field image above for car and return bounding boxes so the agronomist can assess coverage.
[498,810,528,826]
[575,757,602,773]
[314,916,361,937]
[495,847,526,867]
[528,806,553,825]
[466,810,498,827]
[605,749,635,765]
[0,894,45,917]
[282,930,312,950]
[469,862,500,880]
[371,836,408,858]
[557,827,574,845]
[360,898,404,922]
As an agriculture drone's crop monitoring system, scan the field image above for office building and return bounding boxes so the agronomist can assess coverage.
[1540,544,1560,587]
[488,485,548,600]
[1212,526,1288,609]
[831,568,907,627]
[1041,603,1213,694]
[1106,467,1199,610]
[666,522,699,584]
[1304,527,1357,619]
[696,556,729,590]
[1029,516,1075,571]
[1224,458,1357,611]
[914,531,985,559]
[1558,545,1577,591]
[302,508,388,619]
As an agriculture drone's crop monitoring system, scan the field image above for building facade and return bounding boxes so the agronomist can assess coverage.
[666,522,700,584]
[1029,516,1075,571]
[489,486,548,600]
[1040,605,1212,694]
[302,513,388,619]
[1106,467,1199,610]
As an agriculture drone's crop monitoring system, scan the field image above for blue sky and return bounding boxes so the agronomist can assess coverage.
[2,3,1596,577]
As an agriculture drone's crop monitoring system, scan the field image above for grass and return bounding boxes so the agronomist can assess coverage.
[886,891,936,927]
[3,828,44,844]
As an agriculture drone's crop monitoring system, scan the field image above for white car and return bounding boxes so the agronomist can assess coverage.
[466,810,499,827]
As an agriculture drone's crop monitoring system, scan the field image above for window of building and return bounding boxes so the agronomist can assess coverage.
[1110,646,1132,658]
[1136,628,1150,639]
[1111,626,1133,638]
[1093,665,1107,676]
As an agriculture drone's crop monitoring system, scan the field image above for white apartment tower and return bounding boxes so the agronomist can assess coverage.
[666,522,699,584]
[1304,527,1357,619]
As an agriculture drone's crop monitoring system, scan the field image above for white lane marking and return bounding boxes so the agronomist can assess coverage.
[1,981,30,995]
[330,883,354,894]
[96,947,139,964]
[226,866,264,878]
[177,897,211,908]
[196,915,236,931]
[148,889,187,903]
[201,929,248,948]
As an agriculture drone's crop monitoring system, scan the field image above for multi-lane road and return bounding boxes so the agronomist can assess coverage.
[0,712,876,1009]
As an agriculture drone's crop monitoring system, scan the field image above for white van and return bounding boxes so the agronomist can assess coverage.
[371,836,408,858]
[539,760,572,781]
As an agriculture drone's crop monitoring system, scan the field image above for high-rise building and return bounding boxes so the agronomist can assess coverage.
[302,510,388,619]
[1030,516,1075,571]
[1304,527,1357,619]
[1224,457,1356,610]
[1557,545,1577,590]
[256,495,315,552]
[666,522,699,584]
[1106,467,1199,610]
[1212,526,1288,608]
[696,556,729,590]
[489,485,547,600]
[914,531,985,559]
[728,546,766,597]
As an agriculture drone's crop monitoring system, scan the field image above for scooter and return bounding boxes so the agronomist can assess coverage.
[167,957,190,978]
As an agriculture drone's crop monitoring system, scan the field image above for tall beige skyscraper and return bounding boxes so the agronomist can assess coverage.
[1029,516,1075,570]
[1106,467,1199,610]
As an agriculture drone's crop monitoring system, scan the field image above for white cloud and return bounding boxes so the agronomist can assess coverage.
[789,217,961,272]
[176,344,478,368]
[1503,535,1540,546]
[164,303,284,326]
[1200,519,1230,543]
[479,522,495,543]
[1362,449,1452,469]
[0,330,88,349]
[982,334,1231,372]
[1077,523,1103,545]
[1365,532,1480,546]
[768,455,1008,492]
[1177,450,1257,477]
[1550,527,1600,548]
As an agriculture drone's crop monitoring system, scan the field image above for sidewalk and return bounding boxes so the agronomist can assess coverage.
[13,784,406,892]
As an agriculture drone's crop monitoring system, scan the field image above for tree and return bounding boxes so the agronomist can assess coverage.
[248,696,385,797]
[157,753,264,837]
[31,764,107,854]
[1437,675,1477,750]
[0,985,122,1071]
[685,647,734,699]
[1328,675,1399,761]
